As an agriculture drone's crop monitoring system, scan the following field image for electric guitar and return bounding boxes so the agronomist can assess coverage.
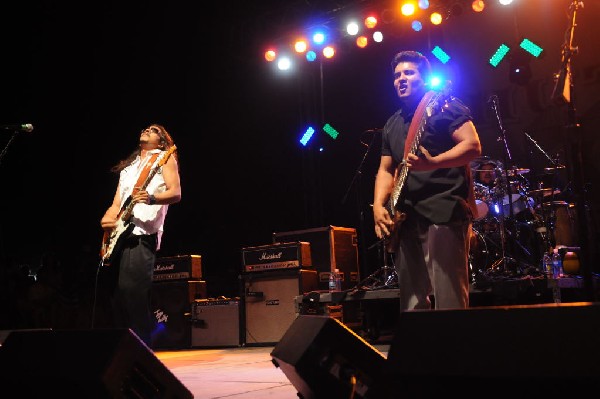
[384,86,451,252]
[99,145,177,266]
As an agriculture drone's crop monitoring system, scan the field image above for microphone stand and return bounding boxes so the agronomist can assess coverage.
[488,95,520,276]
[341,129,380,286]
[0,130,21,167]
[551,1,595,301]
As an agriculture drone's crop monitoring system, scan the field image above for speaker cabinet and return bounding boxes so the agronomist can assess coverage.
[191,299,240,347]
[242,269,318,345]
[151,280,207,349]
[0,328,192,398]
[271,315,386,399]
[273,225,360,291]
[373,302,600,397]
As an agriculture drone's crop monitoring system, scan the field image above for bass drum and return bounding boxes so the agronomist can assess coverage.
[468,228,492,283]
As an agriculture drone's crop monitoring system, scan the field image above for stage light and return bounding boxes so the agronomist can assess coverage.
[323,123,339,140]
[277,56,292,71]
[306,51,317,62]
[365,16,378,29]
[520,38,543,57]
[472,1,485,12]
[356,36,368,48]
[509,53,532,86]
[373,31,383,43]
[499,0,514,5]
[312,32,326,45]
[346,21,359,36]
[401,3,416,16]
[430,12,442,25]
[412,20,423,32]
[418,0,430,10]
[300,126,315,146]
[429,76,443,89]
[489,44,510,67]
[431,46,450,64]
[264,49,276,62]
[323,46,335,59]
[294,40,308,54]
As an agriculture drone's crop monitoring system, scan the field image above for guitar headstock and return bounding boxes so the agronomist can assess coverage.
[158,145,177,166]
[427,81,453,116]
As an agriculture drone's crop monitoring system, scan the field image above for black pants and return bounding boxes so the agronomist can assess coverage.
[107,233,157,346]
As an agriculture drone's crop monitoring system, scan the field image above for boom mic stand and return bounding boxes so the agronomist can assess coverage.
[341,128,389,289]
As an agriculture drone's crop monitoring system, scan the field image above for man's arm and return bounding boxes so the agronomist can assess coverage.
[406,120,482,170]
[373,155,395,239]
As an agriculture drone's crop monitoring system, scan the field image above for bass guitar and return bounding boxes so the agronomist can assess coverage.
[99,145,177,266]
[384,86,451,252]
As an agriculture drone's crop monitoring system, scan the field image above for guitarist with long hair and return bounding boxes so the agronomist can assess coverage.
[373,51,481,311]
[99,124,181,346]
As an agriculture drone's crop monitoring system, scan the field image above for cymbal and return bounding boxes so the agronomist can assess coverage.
[506,168,530,176]
[528,188,561,197]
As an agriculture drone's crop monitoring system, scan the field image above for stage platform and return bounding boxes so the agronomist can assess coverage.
[294,275,598,342]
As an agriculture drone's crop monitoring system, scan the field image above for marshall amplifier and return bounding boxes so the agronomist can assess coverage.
[241,242,312,273]
[153,254,202,282]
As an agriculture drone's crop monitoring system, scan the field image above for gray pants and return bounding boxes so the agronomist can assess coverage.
[393,219,471,310]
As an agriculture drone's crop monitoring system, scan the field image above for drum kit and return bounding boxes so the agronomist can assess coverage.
[468,157,577,283]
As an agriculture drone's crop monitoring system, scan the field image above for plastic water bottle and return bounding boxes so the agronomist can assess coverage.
[542,251,552,277]
[329,268,342,292]
[552,248,564,279]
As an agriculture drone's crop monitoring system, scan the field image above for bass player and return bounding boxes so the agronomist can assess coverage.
[372,50,481,311]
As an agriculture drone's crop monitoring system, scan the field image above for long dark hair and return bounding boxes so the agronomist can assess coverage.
[111,124,177,173]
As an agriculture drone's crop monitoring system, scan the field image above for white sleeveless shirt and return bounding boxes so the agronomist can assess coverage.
[118,149,169,250]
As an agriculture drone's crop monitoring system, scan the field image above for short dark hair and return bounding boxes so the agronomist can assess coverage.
[391,50,431,81]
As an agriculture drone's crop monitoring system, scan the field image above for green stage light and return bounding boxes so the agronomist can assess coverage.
[489,44,510,67]
[431,46,450,64]
[520,38,543,57]
[300,126,315,146]
[323,123,339,139]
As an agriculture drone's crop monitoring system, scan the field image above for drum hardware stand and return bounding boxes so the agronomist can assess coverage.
[358,239,398,290]
[487,95,525,277]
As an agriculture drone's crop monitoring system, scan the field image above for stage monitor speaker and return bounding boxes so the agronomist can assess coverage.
[151,279,207,349]
[271,315,386,399]
[373,302,600,398]
[242,269,318,345]
[0,328,192,398]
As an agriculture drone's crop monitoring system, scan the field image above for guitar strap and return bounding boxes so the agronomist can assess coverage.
[403,90,436,158]
[131,152,160,196]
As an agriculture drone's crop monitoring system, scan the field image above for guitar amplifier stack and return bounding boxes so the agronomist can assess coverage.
[151,254,207,350]
[240,242,318,345]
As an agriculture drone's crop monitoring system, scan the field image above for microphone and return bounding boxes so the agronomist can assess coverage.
[487,95,498,104]
[1,123,34,133]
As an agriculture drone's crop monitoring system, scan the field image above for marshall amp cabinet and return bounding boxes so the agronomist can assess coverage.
[153,254,202,282]
[241,242,312,273]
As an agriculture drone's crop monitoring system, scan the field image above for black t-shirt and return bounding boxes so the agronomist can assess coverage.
[381,93,474,224]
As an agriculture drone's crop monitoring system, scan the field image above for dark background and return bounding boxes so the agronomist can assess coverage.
[1,0,599,328]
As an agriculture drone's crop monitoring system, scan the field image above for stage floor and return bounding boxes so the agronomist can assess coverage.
[155,344,390,398]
